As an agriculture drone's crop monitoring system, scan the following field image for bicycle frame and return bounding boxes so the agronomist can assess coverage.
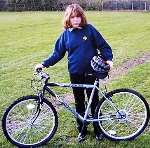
[41,78,116,123]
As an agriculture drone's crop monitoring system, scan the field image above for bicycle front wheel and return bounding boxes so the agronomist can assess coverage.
[95,88,149,141]
[2,95,58,147]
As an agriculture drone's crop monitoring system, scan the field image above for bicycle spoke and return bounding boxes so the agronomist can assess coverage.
[128,113,145,120]
[127,102,141,113]
[102,119,116,131]
[124,94,135,111]
[125,119,140,131]
[15,127,29,142]
[19,128,30,143]
[9,124,27,136]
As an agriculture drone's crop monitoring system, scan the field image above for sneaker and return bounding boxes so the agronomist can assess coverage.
[95,132,104,141]
[93,123,104,141]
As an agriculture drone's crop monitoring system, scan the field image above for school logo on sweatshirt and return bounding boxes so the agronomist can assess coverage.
[83,36,87,40]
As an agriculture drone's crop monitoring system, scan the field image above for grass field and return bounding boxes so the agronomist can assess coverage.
[0,11,150,147]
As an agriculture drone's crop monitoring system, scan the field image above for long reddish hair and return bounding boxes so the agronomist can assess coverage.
[63,4,87,29]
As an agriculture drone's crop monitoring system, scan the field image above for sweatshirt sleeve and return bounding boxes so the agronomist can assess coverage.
[42,32,67,68]
[89,24,113,61]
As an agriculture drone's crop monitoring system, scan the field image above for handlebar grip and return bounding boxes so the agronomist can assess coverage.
[35,69,50,80]
[36,68,42,73]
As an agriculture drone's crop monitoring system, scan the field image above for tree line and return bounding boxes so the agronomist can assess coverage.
[0,0,150,11]
[0,0,102,11]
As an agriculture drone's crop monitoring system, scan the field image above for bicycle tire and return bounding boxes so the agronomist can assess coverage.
[2,95,58,147]
[95,88,149,141]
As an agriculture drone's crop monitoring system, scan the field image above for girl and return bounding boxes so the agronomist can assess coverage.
[35,3,113,142]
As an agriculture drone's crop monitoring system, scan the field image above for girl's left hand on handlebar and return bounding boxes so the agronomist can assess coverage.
[35,64,44,71]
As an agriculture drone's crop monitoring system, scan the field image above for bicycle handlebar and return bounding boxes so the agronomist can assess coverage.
[36,68,50,80]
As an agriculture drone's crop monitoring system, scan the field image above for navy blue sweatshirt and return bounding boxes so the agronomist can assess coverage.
[42,24,113,74]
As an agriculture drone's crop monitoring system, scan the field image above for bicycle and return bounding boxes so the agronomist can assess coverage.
[2,69,150,147]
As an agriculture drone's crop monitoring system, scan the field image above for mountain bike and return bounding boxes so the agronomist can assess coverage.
[2,69,150,147]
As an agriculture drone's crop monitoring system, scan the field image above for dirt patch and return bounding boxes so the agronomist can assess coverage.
[108,51,150,82]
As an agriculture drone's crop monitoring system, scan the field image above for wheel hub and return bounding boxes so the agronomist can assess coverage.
[116,110,127,122]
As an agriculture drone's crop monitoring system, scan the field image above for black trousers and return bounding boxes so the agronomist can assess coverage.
[70,73,100,133]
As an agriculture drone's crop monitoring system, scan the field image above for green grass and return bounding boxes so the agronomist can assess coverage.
[0,11,150,147]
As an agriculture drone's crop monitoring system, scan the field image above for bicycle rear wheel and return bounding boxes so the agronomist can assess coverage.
[95,88,149,141]
[2,95,58,147]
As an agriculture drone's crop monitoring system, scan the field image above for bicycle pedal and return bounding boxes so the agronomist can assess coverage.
[77,133,86,143]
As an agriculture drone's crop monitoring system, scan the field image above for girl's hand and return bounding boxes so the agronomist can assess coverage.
[35,64,44,71]
[106,60,113,69]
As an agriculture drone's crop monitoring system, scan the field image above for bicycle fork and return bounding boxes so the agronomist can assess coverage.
[30,92,43,126]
